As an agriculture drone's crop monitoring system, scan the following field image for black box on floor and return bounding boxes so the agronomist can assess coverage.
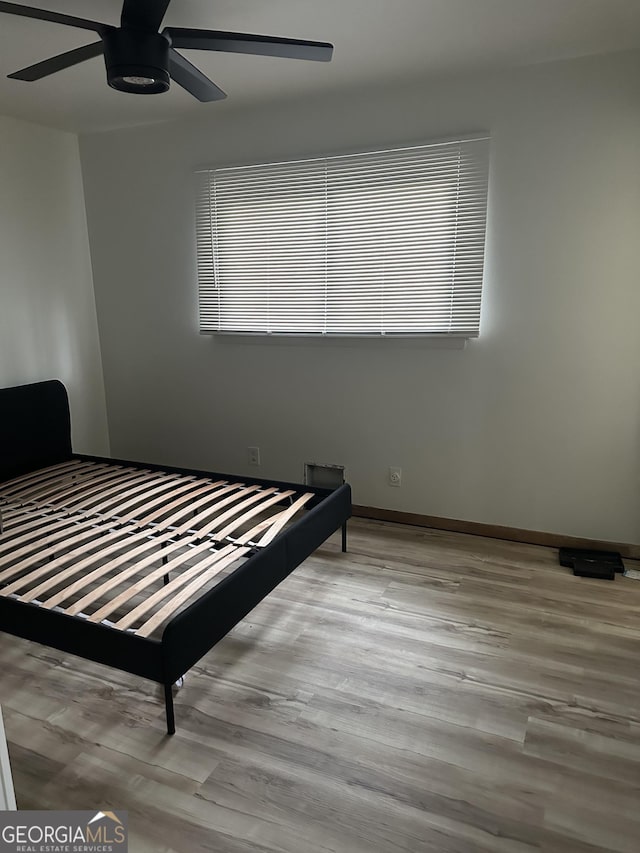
[558,548,624,573]
[571,558,616,580]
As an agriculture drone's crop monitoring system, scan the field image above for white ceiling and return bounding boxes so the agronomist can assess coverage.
[1,0,640,134]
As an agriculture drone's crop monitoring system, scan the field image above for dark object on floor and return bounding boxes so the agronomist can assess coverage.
[571,558,616,580]
[558,547,623,580]
[559,547,624,572]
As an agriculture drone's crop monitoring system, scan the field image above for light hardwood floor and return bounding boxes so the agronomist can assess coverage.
[1,518,639,852]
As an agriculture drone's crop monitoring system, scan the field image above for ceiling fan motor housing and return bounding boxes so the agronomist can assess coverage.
[103,29,170,94]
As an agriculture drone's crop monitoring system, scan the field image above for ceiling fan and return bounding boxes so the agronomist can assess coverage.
[0,0,334,101]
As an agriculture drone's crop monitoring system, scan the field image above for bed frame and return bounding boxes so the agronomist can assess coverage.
[0,380,351,734]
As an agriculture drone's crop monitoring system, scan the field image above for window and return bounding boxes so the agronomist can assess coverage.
[195,136,490,337]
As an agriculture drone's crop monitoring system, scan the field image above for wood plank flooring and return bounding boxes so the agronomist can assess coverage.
[0,518,638,852]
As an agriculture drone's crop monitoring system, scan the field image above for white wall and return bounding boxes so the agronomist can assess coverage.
[0,115,109,454]
[79,50,640,543]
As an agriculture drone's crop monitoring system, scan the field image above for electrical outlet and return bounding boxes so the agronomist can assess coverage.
[388,466,402,487]
[248,446,261,466]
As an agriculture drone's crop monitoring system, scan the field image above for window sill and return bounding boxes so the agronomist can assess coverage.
[202,332,469,350]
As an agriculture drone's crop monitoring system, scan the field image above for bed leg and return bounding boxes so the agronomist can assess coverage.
[341,521,348,553]
[164,683,176,735]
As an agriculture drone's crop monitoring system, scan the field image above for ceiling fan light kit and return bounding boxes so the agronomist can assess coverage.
[104,30,170,95]
[0,0,333,101]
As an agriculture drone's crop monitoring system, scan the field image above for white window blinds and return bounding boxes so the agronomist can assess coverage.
[196,136,490,336]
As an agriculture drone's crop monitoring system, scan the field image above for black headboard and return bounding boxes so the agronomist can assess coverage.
[0,380,73,484]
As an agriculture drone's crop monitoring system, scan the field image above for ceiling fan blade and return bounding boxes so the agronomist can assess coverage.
[121,0,171,32]
[169,49,226,102]
[164,28,333,62]
[0,1,105,33]
[8,40,104,81]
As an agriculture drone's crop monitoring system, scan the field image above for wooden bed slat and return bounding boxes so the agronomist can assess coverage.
[234,508,288,545]
[18,522,176,604]
[2,463,113,504]
[0,510,81,556]
[66,542,196,616]
[41,526,182,610]
[91,476,241,527]
[256,493,314,547]
[136,483,242,532]
[0,505,25,519]
[77,473,192,518]
[90,542,242,627]
[61,486,279,616]
[7,465,131,504]
[0,459,93,494]
[118,479,223,524]
[0,525,137,596]
[166,484,261,537]
[134,546,251,638]
[62,469,173,514]
[194,487,280,539]
[63,528,211,617]
[2,462,112,500]
[0,515,92,564]
[29,466,147,509]
[0,513,105,572]
[132,479,228,527]
[213,490,296,541]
